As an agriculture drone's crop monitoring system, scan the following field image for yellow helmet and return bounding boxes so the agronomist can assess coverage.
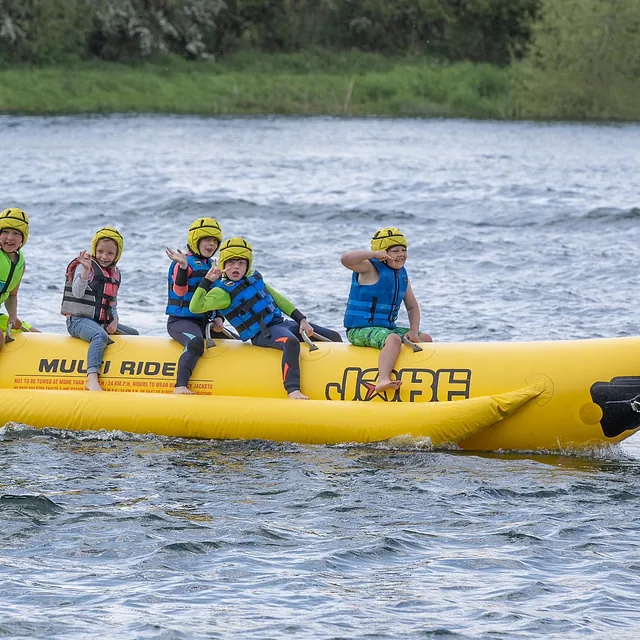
[91,226,124,263]
[0,208,29,246]
[219,237,253,272]
[187,217,222,254]
[371,227,408,252]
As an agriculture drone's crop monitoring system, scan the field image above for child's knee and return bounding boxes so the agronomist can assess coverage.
[419,332,433,343]
[93,329,110,348]
[187,336,205,357]
[384,333,403,348]
[285,335,300,353]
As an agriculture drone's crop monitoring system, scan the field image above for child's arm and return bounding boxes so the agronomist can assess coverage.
[341,250,392,273]
[403,282,421,342]
[172,264,190,296]
[189,275,231,315]
[3,280,38,332]
[105,299,119,334]
[165,248,191,296]
[106,271,120,334]
[265,284,314,336]
[71,257,92,298]
[71,265,93,298]
[170,262,192,297]
[3,287,21,329]
[265,284,296,317]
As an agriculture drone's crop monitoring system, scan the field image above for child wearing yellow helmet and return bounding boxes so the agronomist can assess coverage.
[0,207,40,349]
[189,237,342,399]
[165,217,223,394]
[342,227,432,394]
[61,226,138,391]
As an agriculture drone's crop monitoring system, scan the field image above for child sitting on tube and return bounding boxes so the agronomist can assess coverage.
[0,208,40,347]
[165,217,223,394]
[61,226,138,391]
[189,237,342,399]
[341,227,432,393]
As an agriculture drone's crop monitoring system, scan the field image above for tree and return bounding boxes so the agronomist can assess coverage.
[517,0,640,119]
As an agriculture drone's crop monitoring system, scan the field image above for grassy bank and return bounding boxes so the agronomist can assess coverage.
[0,52,515,119]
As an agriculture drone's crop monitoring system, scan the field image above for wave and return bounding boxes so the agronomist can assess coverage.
[0,494,63,516]
[581,206,640,222]
[538,206,640,228]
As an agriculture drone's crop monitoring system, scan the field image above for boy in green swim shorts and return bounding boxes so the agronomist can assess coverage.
[342,227,432,393]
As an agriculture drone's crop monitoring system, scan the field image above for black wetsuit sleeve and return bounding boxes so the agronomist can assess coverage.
[290,309,306,323]
[174,265,189,287]
[197,277,215,291]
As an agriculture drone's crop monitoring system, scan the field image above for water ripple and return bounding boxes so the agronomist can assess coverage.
[1,116,640,638]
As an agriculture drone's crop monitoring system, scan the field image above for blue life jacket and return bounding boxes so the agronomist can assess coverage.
[166,252,212,318]
[214,271,282,341]
[344,258,408,329]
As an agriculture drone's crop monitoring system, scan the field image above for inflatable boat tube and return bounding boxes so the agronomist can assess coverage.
[0,384,541,446]
[1,333,640,450]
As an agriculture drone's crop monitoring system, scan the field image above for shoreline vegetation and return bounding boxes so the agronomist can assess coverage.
[1,0,639,121]
[1,50,639,122]
[0,54,519,119]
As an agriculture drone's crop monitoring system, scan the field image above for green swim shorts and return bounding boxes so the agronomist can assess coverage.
[346,326,410,350]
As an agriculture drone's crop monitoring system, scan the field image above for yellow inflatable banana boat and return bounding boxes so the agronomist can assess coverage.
[1,332,639,451]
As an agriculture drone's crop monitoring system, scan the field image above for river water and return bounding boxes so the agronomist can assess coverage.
[1,116,640,638]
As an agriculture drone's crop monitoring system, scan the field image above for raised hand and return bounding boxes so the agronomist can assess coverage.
[77,250,92,278]
[205,258,222,282]
[371,250,393,262]
[78,250,92,268]
[165,247,188,268]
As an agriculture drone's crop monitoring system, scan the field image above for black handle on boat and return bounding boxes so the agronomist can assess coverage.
[205,322,217,348]
[308,332,331,342]
[4,321,15,344]
[301,330,319,352]
[205,322,240,347]
[221,326,240,340]
[402,336,423,352]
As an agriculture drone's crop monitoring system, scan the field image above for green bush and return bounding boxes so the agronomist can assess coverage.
[0,0,93,65]
[90,0,225,61]
[516,0,640,119]
[0,0,542,66]
[0,0,226,64]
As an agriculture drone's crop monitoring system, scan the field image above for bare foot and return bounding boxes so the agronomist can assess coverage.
[85,374,103,391]
[288,390,309,400]
[173,386,195,395]
[375,379,402,393]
